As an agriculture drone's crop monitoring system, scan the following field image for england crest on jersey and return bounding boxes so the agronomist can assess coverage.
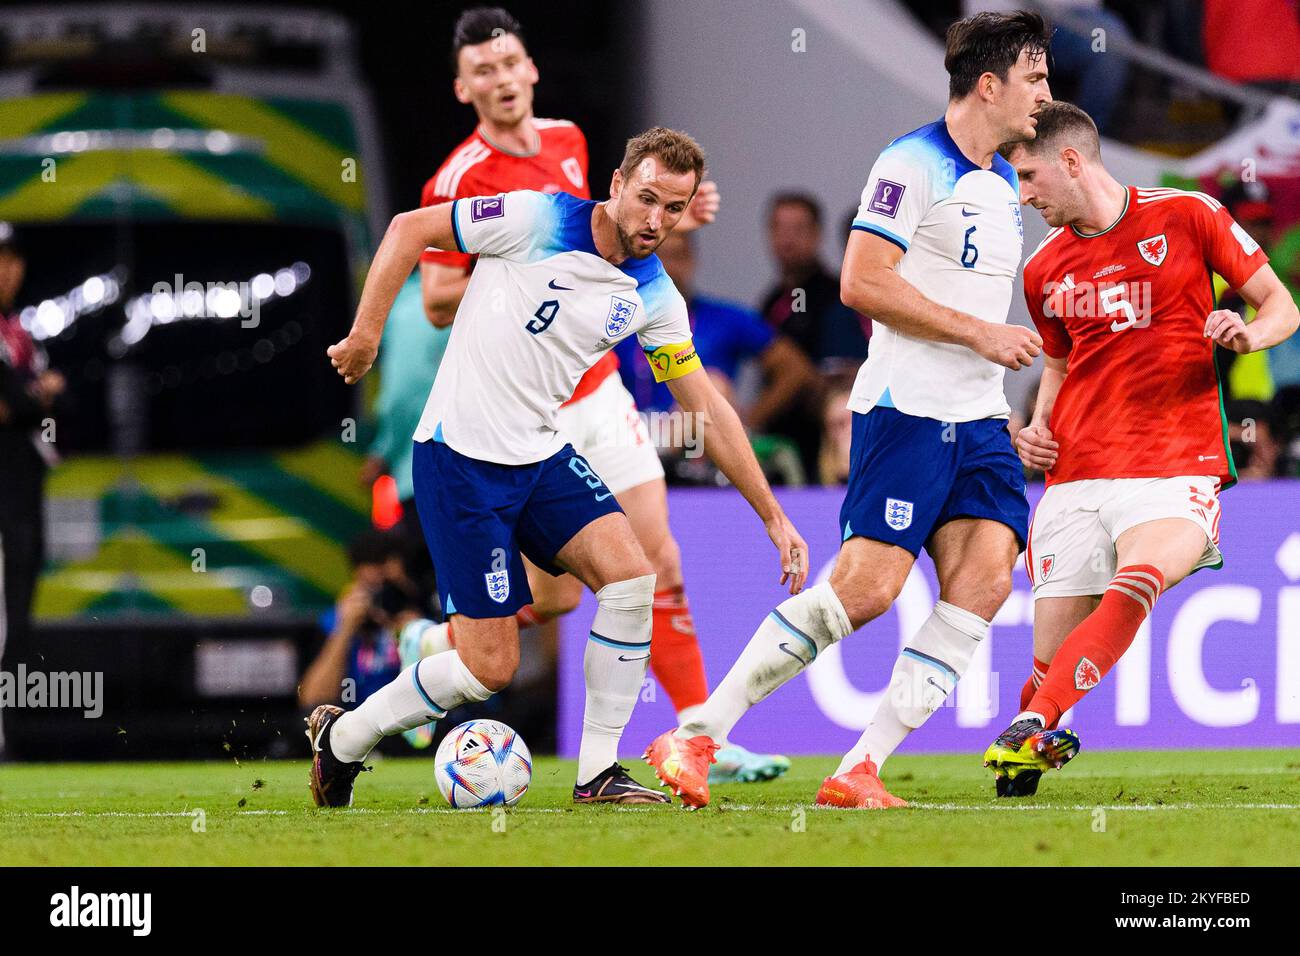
[605,296,638,337]
[885,497,913,531]
[1137,233,1167,267]
[485,569,510,604]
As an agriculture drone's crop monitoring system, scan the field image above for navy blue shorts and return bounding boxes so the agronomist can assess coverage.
[838,406,1028,556]
[411,439,624,619]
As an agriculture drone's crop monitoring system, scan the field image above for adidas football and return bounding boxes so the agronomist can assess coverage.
[434,719,533,808]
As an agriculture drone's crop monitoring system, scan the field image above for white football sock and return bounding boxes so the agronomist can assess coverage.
[678,582,852,744]
[329,650,491,763]
[835,600,988,775]
[577,574,655,785]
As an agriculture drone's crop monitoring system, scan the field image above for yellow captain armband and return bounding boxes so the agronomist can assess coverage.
[643,340,702,382]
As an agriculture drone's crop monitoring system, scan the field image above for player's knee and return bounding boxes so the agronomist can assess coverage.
[839,581,898,629]
[941,569,1011,621]
[461,641,519,692]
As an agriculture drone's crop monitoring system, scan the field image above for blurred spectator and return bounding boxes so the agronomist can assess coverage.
[299,529,432,748]
[362,271,449,615]
[616,231,815,433]
[0,224,65,757]
[966,1,1132,133]
[816,372,856,485]
[760,192,870,474]
[1227,399,1284,479]
[1202,0,1300,93]
[1255,197,1300,454]
[1215,179,1278,402]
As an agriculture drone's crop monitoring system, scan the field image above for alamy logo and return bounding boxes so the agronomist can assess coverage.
[0,665,102,718]
[884,498,913,531]
[50,886,151,936]
[485,547,510,604]
[605,296,638,337]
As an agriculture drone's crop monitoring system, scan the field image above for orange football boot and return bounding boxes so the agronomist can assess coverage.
[643,730,719,809]
[815,759,908,809]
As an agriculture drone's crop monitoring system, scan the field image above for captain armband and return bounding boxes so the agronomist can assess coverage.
[643,340,702,382]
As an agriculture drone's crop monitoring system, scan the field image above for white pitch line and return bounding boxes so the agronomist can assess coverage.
[906,802,1300,812]
[6,802,1297,819]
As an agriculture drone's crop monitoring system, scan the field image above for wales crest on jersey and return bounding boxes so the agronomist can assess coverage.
[885,497,913,531]
[605,296,638,337]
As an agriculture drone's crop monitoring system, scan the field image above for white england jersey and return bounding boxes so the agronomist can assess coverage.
[849,119,1024,422]
[413,190,696,465]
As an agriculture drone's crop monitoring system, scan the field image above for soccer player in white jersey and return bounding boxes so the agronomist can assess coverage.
[645,11,1052,809]
[308,128,809,807]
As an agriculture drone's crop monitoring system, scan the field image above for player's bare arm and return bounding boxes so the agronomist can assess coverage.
[1016,352,1065,470]
[1204,262,1300,354]
[420,260,471,328]
[841,229,1042,370]
[666,366,809,594]
[328,202,456,383]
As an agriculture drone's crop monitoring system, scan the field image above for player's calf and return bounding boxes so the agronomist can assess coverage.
[576,574,663,796]
[1025,565,1164,727]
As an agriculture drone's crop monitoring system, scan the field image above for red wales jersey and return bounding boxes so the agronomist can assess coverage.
[420,118,615,402]
[1023,186,1269,488]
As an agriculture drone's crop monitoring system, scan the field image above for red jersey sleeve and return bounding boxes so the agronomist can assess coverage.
[418,171,474,271]
[1023,260,1073,359]
[1197,201,1269,292]
[573,126,590,197]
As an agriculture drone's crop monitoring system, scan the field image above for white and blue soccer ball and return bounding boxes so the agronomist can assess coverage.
[434,719,532,808]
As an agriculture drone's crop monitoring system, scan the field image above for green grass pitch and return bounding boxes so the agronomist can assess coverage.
[1,749,1296,865]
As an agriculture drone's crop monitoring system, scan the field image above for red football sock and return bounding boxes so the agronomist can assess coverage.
[514,604,553,628]
[648,586,709,713]
[1028,565,1164,727]
[1019,656,1051,711]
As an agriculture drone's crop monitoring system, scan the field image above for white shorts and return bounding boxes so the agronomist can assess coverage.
[555,371,664,496]
[1026,475,1223,599]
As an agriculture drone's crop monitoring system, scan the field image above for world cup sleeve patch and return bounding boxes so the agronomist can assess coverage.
[868,179,905,218]
[470,195,505,221]
[644,340,702,382]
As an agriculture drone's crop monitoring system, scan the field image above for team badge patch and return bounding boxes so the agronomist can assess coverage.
[485,569,510,604]
[1040,553,1055,581]
[1074,656,1101,691]
[1008,200,1023,239]
[561,156,584,189]
[884,498,913,531]
[605,296,638,337]
[1137,233,1167,267]
[868,179,905,218]
[470,195,505,222]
